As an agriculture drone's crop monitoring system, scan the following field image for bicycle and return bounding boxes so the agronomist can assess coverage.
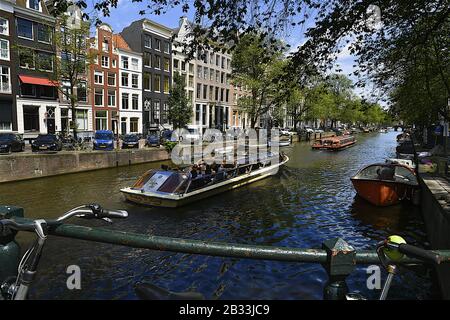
[346,235,442,300]
[0,204,128,300]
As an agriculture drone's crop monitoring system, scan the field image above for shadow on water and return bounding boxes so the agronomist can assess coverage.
[0,131,438,299]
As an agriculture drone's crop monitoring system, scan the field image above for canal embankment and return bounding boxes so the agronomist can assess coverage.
[419,174,450,299]
[0,148,170,183]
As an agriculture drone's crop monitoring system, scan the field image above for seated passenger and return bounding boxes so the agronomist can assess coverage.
[377,167,395,180]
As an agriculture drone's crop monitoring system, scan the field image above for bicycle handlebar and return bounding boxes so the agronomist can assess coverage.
[398,243,441,265]
[0,204,128,235]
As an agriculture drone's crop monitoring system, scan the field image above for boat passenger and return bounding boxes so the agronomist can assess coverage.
[190,165,199,179]
[377,167,395,180]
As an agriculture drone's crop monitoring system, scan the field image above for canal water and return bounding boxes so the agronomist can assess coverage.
[0,131,438,299]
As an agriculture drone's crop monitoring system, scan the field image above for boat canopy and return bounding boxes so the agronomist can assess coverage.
[354,164,417,185]
[132,170,189,194]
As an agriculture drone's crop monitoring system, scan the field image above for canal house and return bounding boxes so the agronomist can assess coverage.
[14,0,59,138]
[88,23,120,133]
[0,0,16,133]
[120,19,173,135]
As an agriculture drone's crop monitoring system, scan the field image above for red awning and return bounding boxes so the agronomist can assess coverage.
[19,75,57,87]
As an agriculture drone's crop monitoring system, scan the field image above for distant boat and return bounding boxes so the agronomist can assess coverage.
[121,152,289,208]
[379,128,388,133]
[312,135,356,151]
[350,163,419,206]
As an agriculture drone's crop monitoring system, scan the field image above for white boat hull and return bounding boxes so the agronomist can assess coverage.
[121,156,289,208]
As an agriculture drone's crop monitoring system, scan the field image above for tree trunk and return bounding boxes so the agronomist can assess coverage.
[71,100,78,141]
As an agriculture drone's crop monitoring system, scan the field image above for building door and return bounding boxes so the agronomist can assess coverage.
[46,107,56,134]
[121,117,127,135]
[61,108,69,133]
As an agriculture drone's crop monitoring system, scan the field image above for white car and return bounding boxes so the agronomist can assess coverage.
[304,127,314,133]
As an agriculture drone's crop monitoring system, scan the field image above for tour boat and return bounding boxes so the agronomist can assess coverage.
[311,135,356,151]
[350,163,419,206]
[120,153,289,208]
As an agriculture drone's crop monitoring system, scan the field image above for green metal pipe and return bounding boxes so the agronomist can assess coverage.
[10,216,450,265]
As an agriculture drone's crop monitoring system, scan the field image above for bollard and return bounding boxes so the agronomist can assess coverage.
[322,238,356,300]
[0,206,23,284]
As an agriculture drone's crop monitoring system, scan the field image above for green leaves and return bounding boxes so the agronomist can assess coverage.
[168,72,193,129]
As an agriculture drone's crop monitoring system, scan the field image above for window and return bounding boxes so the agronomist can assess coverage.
[61,81,71,100]
[0,121,11,131]
[143,52,151,67]
[17,18,33,39]
[153,55,161,69]
[20,83,35,97]
[101,56,109,68]
[131,58,138,70]
[77,82,87,102]
[0,66,10,93]
[210,69,214,81]
[132,74,139,88]
[216,55,220,66]
[37,24,52,43]
[210,52,214,64]
[181,61,186,71]
[222,57,225,68]
[154,74,161,92]
[226,89,229,102]
[27,0,40,10]
[121,56,128,69]
[112,59,116,68]
[159,102,167,124]
[221,72,224,84]
[144,35,151,48]
[209,85,213,100]
[196,83,201,99]
[202,84,207,100]
[40,85,55,98]
[151,100,160,123]
[155,39,161,51]
[122,93,129,109]
[204,67,208,79]
[132,94,139,110]
[108,90,115,106]
[102,39,109,52]
[173,59,179,69]
[94,88,103,106]
[195,104,200,123]
[164,58,170,72]
[163,76,169,93]
[94,71,103,84]
[107,73,115,86]
[163,42,170,53]
[197,65,202,78]
[0,18,9,36]
[216,70,220,82]
[121,72,129,87]
[19,49,34,69]
[36,52,53,71]
[188,75,194,87]
[76,110,88,130]
[143,73,151,90]
[130,118,138,133]
[95,111,107,130]
[0,39,9,60]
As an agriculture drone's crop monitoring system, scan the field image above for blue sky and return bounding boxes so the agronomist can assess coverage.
[84,1,369,100]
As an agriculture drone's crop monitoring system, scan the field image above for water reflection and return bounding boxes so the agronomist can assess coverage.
[0,131,435,299]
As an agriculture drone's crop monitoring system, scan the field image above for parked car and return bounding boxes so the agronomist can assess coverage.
[0,133,25,154]
[303,127,314,134]
[160,129,175,143]
[279,128,295,136]
[31,134,63,152]
[93,130,115,151]
[122,134,140,149]
[146,132,160,147]
[314,128,324,133]
[61,136,77,151]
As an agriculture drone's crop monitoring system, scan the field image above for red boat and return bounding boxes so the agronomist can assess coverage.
[312,135,356,150]
[350,163,419,206]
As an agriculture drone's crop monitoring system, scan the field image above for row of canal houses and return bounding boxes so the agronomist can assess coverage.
[0,0,249,140]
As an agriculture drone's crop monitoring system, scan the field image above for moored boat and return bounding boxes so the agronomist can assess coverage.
[350,163,419,206]
[121,152,289,208]
[312,135,356,151]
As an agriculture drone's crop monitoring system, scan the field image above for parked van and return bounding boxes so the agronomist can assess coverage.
[93,130,115,151]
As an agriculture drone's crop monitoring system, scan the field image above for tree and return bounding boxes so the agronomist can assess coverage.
[168,71,192,129]
[52,6,92,140]
[231,33,286,128]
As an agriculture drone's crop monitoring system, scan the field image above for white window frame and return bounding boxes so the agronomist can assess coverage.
[0,39,9,61]
[101,56,109,68]
[94,71,104,85]
[17,18,33,40]
[108,90,116,107]
[94,88,104,106]
[107,72,116,86]
[131,74,139,88]
[121,56,129,69]
[0,18,9,36]
[131,94,139,110]
[26,0,42,12]
[131,58,138,70]
[121,93,129,110]
[0,65,11,93]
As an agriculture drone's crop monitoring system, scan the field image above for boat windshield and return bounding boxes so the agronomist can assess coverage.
[132,170,188,193]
